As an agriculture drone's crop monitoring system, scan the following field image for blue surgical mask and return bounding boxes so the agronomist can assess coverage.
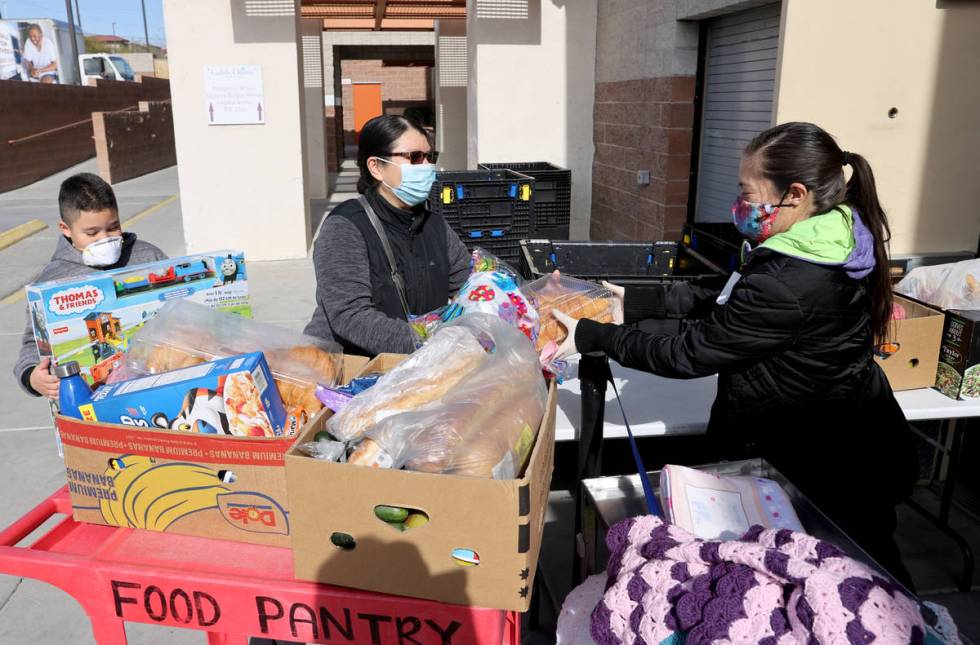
[376,158,436,206]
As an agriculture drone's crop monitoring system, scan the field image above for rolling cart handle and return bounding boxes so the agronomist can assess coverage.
[0,487,66,547]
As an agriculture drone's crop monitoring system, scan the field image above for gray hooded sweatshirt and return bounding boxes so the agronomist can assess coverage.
[14,232,167,395]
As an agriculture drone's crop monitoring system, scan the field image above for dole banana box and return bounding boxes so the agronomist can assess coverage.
[83,352,287,437]
[58,354,370,546]
[25,250,249,388]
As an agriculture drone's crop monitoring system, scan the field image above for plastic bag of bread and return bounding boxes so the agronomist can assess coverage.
[347,314,548,479]
[108,300,342,430]
[896,259,980,311]
[328,315,499,443]
[523,274,617,352]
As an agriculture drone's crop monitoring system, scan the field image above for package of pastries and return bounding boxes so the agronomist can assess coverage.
[107,300,342,424]
[524,274,617,351]
[348,313,548,479]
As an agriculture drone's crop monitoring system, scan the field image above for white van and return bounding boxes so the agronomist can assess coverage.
[79,53,135,84]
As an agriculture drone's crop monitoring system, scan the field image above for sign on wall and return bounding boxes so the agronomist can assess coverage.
[203,65,265,125]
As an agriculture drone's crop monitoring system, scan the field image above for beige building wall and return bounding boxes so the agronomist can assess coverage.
[467,0,598,239]
[162,0,310,260]
[301,18,327,199]
[434,19,467,171]
[776,0,980,255]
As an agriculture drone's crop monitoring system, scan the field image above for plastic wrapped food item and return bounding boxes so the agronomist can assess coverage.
[408,248,529,346]
[469,247,521,278]
[298,438,346,462]
[440,270,540,342]
[347,314,547,479]
[314,373,383,413]
[523,274,617,351]
[896,259,980,310]
[109,300,342,424]
[328,317,496,443]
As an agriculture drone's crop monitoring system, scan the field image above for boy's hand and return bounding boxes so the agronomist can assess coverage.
[29,357,60,400]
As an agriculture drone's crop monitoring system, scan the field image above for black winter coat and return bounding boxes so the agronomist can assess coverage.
[577,248,919,514]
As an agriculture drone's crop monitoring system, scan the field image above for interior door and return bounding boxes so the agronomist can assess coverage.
[352,83,383,141]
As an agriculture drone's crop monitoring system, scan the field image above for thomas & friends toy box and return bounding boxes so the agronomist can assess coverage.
[82,352,287,437]
[25,250,249,387]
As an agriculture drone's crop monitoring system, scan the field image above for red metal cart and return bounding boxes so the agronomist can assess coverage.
[0,487,520,644]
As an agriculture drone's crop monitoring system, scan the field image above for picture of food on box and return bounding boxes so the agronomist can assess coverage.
[81,351,287,437]
[25,250,251,387]
[309,314,548,479]
[108,300,342,430]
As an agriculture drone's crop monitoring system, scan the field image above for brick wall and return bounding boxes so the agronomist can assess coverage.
[93,101,176,184]
[590,76,695,242]
[339,59,432,144]
[0,76,171,192]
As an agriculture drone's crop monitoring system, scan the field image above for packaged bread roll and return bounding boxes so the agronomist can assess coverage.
[108,300,342,424]
[524,274,616,351]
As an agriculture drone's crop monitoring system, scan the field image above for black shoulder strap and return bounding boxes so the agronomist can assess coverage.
[357,195,412,320]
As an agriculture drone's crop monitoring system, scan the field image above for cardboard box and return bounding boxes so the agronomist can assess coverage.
[936,308,980,400]
[876,294,945,391]
[84,352,287,437]
[59,355,369,546]
[26,250,250,387]
[286,356,557,611]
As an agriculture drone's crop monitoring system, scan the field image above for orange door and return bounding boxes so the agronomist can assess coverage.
[352,83,383,141]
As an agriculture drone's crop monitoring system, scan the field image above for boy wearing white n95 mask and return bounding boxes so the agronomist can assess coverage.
[13,173,167,400]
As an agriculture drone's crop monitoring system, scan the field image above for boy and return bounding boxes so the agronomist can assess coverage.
[14,173,167,399]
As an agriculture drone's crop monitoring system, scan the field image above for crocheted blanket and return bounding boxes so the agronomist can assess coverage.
[591,516,926,645]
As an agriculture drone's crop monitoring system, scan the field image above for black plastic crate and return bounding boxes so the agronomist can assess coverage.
[519,239,724,323]
[479,161,571,239]
[682,222,744,273]
[429,170,535,264]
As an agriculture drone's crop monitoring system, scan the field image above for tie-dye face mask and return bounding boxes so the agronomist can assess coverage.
[731,195,785,242]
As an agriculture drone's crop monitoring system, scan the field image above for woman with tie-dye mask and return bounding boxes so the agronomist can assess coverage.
[554,122,919,590]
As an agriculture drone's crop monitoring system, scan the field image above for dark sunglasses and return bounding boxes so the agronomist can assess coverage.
[387,150,439,165]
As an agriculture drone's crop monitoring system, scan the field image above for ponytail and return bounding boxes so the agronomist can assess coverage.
[844,152,892,345]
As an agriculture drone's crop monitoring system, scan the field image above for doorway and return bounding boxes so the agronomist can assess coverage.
[352,82,383,142]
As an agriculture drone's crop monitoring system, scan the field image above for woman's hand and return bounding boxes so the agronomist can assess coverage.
[602,281,625,324]
[552,310,580,359]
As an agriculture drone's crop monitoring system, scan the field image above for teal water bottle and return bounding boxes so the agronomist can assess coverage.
[55,361,92,419]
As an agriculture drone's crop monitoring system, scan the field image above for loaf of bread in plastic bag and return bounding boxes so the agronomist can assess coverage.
[347,313,548,479]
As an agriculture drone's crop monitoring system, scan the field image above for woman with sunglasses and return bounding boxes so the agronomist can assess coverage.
[305,114,471,357]
[554,122,920,590]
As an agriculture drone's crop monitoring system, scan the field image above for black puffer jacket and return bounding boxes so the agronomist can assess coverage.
[577,247,918,517]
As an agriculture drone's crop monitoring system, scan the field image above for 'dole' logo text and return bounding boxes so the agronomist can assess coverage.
[217,492,289,535]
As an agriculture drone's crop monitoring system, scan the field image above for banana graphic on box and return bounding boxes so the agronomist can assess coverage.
[100,455,230,531]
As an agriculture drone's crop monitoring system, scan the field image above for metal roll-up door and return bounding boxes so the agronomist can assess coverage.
[694,3,781,223]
